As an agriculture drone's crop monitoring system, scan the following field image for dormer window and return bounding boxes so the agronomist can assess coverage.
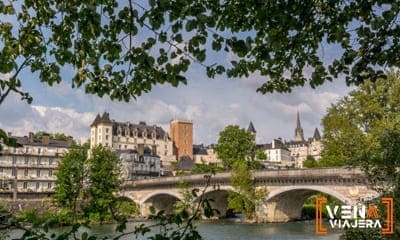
[117,125,122,136]
[134,128,138,137]
[125,127,130,137]
[143,129,147,139]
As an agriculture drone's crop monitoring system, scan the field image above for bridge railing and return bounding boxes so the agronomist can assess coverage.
[122,167,367,189]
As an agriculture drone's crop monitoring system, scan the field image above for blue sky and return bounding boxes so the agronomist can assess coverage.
[0,59,352,145]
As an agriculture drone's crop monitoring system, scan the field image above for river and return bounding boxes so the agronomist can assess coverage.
[3,220,341,240]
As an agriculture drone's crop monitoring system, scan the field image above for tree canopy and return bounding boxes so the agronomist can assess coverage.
[214,125,256,168]
[0,0,399,105]
[320,71,400,166]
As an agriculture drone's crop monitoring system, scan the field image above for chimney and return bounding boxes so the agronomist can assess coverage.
[42,133,50,145]
[137,144,144,156]
[67,136,73,146]
[28,132,34,143]
[152,145,157,155]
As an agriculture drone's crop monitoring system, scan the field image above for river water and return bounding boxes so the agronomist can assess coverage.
[3,220,341,239]
[64,220,341,240]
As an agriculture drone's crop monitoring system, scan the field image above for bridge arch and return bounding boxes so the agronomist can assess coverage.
[192,186,236,218]
[265,185,352,222]
[140,190,182,216]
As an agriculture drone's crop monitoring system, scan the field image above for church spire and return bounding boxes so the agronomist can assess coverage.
[294,111,305,142]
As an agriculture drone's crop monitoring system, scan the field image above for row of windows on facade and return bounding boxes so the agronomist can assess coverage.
[11,147,60,154]
[7,156,56,165]
[94,127,164,139]
[22,182,53,189]
[0,181,53,190]
[133,164,158,170]
[0,168,53,177]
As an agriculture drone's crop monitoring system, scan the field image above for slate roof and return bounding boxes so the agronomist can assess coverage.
[112,122,169,140]
[91,112,170,140]
[11,136,70,148]
[175,156,195,170]
[247,121,256,133]
[193,144,208,155]
[90,112,113,127]
[313,128,321,140]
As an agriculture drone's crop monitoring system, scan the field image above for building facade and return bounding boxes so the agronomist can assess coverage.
[285,112,323,168]
[117,147,161,180]
[90,112,176,168]
[193,144,221,166]
[0,132,72,199]
[170,119,193,162]
[259,139,294,168]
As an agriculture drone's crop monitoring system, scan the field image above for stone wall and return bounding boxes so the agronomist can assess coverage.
[0,198,57,215]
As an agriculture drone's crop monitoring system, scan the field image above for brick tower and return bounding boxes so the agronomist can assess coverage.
[170,119,193,161]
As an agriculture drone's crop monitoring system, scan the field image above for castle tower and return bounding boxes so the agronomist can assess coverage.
[313,127,321,141]
[247,121,256,141]
[170,119,193,161]
[90,112,113,148]
[294,111,305,142]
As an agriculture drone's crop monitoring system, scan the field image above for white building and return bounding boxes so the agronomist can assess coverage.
[285,111,323,168]
[193,144,221,166]
[259,139,294,168]
[117,147,161,180]
[90,112,176,168]
[0,132,72,199]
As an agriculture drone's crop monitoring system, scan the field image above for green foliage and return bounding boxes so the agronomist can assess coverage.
[320,71,400,167]
[1,1,399,105]
[191,164,225,174]
[32,131,72,142]
[340,228,383,240]
[228,160,267,220]
[215,125,256,169]
[0,128,21,149]
[54,148,86,219]
[303,155,318,168]
[255,150,267,160]
[84,145,122,222]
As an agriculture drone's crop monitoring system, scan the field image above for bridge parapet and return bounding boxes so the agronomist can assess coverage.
[122,167,370,190]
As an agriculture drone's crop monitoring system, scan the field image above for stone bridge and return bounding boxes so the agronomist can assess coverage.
[120,167,379,222]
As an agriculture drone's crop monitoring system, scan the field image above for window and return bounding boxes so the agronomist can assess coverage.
[125,145,127,149]
[38,148,41,154]
[0,168,3,173]
[36,182,40,189]
[25,156,29,164]
[49,170,53,177]
[49,158,53,165]
[13,148,16,153]
[48,182,52,189]
[25,147,29,153]
[37,169,41,177]
[24,168,28,176]
[23,182,27,189]
[105,135,109,140]
[37,158,41,165]
[12,156,17,165]
[11,168,15,176]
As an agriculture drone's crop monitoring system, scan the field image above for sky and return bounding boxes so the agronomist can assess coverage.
[0,62,352,145]
[0,3,356,145]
